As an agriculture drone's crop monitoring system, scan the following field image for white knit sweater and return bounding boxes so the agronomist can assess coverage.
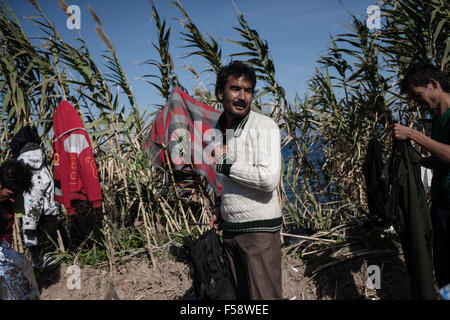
[216,110,282,233]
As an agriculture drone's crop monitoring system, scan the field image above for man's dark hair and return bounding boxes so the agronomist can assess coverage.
[215,60,257,100]
[0,159,33,196]
[399,62,448,95]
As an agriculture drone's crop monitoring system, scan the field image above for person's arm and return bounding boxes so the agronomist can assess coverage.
[216,122,281,192]
[393,123,450,165]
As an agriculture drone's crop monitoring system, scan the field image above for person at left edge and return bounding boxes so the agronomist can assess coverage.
[0,159,33,244]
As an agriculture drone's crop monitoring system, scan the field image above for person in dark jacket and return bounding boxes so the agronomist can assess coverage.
[393,62,450,289]
[0,159,33,244]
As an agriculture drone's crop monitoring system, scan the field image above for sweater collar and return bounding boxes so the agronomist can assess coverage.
[216,111,251,138]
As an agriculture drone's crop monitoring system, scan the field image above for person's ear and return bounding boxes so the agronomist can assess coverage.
[429,78,440,90]
[217,91,223,102]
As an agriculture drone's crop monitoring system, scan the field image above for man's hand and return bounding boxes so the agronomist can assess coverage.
[209,207,222,230]
[0,187,15,202]
[391,123,450,165]
[393,123,413,140]
[212,142,227,162]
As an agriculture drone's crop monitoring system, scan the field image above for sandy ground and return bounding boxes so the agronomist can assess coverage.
[36,246,411,300]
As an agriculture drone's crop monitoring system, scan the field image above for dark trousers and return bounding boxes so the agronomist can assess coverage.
[431,207,450,288]
[223,231,282,300]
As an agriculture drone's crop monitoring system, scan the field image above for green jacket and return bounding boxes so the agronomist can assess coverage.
[382,140,436,300]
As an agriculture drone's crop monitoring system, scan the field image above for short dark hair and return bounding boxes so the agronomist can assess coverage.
[399,62,448,95]
[215,60,257,100]
[0,159,33,196]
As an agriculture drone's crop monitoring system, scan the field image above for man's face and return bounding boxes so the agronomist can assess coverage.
[218,74,253,123]
[0,184,14,202]
[407,82,438,112]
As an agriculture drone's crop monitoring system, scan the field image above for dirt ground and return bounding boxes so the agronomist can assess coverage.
[36,245,411,300]
[28,194,415,300]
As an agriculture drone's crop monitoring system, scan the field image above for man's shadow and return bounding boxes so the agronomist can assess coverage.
[295,221,410,300]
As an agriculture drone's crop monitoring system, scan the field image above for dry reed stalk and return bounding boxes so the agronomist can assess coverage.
[132,172,158,245]
[138,202,158,270]
[51,52,67,101]
[13,216,23,253]
[96,248,147,268]
[28,0,42,13]
[109,125,130,213]
[88,5,103,27]
[56,229,65,253]
[163,148,190,234]
[165,222,171,241]
[133,180,161,243]
[12,218,18,252]
[95,25,115,55]
[155,192,179,232]
[57,0,69,16]
[311,249,399,274]
[143,184,163,234]
[314,224,348,238]
[280,232,336,243]
[106,158,115,188]
[198,197,211,226]
[186,207,202,234]
[103,212,116,275]
[301,241,361,257]
[105,148,117,186]
[187,164,214,225]
[282,239,308,255]
[156,194,176,229]
[154,207,163,233]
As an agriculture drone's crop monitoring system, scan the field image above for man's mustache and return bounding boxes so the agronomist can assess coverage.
[233,100,247,107]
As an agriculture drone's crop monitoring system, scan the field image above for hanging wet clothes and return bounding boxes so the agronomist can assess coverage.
[143,86,222,194]
[11,126,60,247]
[17,143,60,247]
[52,101,102,215]
[362,137,391,227]
[381,140,436,300]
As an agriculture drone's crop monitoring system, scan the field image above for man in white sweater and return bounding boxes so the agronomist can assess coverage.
[209,61,283,299]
